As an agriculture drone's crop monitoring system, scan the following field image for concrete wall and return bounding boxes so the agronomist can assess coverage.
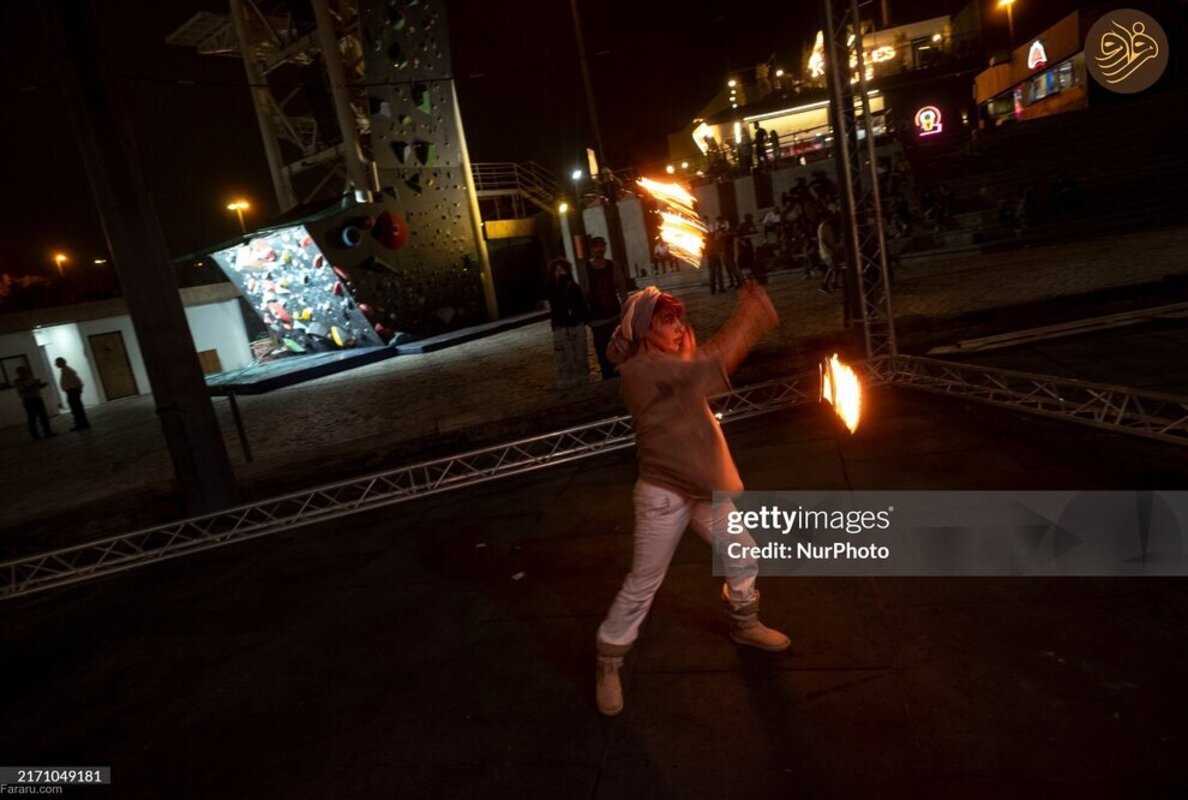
[32,323,100,409]
[582,198,654,281]
[0,330,58,430]
[616,197,652,280]
[0,298,251,430]
[184,300,253,374]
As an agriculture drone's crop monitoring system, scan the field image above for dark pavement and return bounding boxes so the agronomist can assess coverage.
[3,379,1187,798]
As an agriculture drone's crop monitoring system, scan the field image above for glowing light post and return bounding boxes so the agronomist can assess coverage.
[227,199,251,234]
[52,252,69,276]
[558,200,578,270]
[998,0,1017,41]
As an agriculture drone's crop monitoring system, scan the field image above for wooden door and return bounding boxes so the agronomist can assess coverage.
[88,331,138,400]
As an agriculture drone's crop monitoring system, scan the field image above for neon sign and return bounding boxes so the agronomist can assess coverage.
[1028,40,1048,70]
[914,105,943,137]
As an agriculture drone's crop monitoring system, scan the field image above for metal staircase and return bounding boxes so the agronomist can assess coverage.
[471,162,561,219]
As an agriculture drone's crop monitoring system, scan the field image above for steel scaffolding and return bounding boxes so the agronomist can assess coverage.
[822,0,897,359]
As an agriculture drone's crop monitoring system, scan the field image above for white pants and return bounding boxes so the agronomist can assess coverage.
[597,480,759,647]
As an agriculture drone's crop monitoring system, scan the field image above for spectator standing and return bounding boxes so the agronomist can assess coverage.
[14,365,55,440]
[579,237,626,380]
[717,217,741,290]
[705,217,725,294]
[54,357,90,431]
[736,213,759,282]
[818,205,842,293]
[753,123,768,165]
[547,259,589,390]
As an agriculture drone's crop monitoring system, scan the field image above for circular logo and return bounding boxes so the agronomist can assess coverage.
[1086,9,1169,94]
[914,106,943,137]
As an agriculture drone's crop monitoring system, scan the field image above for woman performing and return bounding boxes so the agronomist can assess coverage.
[595,282,790,716]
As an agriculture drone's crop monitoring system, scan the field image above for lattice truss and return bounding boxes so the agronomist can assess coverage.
[822,0,897,358]
[878,356,1188,446]
[4,357,1187,600]
[0,373,824,599]
[167,1,370,205]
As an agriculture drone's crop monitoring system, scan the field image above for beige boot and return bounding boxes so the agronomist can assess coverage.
[595,640,630,716]
[724,587,791,652]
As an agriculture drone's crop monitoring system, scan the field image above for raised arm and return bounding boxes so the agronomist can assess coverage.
[698,283,779,376]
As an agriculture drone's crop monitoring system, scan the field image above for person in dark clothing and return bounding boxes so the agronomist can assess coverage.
[753,123,768,164]
[717,217,741,289]
[548,258,589,389]
[768,129,781,163]
[579,237,626,380]
[703,217,725,295]
[13,365,54,440]
[736,213,758,282]
[54,357,90,431]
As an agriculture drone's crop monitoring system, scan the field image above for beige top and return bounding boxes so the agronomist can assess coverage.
[616,298,775,499]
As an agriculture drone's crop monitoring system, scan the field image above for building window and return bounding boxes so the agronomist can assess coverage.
[1056,60,1075,91]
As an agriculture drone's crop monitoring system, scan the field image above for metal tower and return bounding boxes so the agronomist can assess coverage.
[822,0,898,358]
[167,0,497,320]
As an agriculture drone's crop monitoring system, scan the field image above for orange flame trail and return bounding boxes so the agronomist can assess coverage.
[636,177,706,267]
[820,353,862,434]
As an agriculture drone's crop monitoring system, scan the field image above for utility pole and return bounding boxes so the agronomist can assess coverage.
[52,0,238,513]
[569,0,632,292]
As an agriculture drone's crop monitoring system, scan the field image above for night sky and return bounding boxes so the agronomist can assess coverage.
[0,0,1063,292]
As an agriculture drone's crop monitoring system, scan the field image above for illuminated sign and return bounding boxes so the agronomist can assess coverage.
[1086,10,1169,94]
[914,105,943,137]
[1027,40,1048,70]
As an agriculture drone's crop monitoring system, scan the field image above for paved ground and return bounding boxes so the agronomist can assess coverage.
[2,223,1188,547]
[2,385,1186,798]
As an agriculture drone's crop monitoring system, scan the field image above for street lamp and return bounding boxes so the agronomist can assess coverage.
[226,199,251,233]
[997,0,1016,41]
[558,201,569,214]
[571,168,584,182]
[52,252,68,275]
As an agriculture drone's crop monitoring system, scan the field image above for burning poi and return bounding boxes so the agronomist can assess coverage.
[636,177,707,267]
[821,353,863,433]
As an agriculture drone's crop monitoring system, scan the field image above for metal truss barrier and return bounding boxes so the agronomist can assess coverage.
[0,372,831,600]
[877,356,1188,446]
[822,0,897,359]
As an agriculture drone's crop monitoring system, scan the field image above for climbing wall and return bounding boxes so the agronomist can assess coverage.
[210,225,384,352]
[357,0,486,332]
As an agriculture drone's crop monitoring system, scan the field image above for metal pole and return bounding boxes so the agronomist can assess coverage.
[569,0,605,167]
[51,0,238,513]
[227,392,253,463]
[451,81,499,321]
[229,0,298,212]
[568,0,631,292]
[309,0,375,196]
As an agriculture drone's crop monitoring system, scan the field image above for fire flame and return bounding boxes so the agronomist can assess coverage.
[636,177,707,267]
[820,353,862,433]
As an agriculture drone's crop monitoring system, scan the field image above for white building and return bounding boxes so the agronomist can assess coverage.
[0,284,252,430]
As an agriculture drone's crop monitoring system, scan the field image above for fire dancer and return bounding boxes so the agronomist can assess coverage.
[594,282,790,717]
